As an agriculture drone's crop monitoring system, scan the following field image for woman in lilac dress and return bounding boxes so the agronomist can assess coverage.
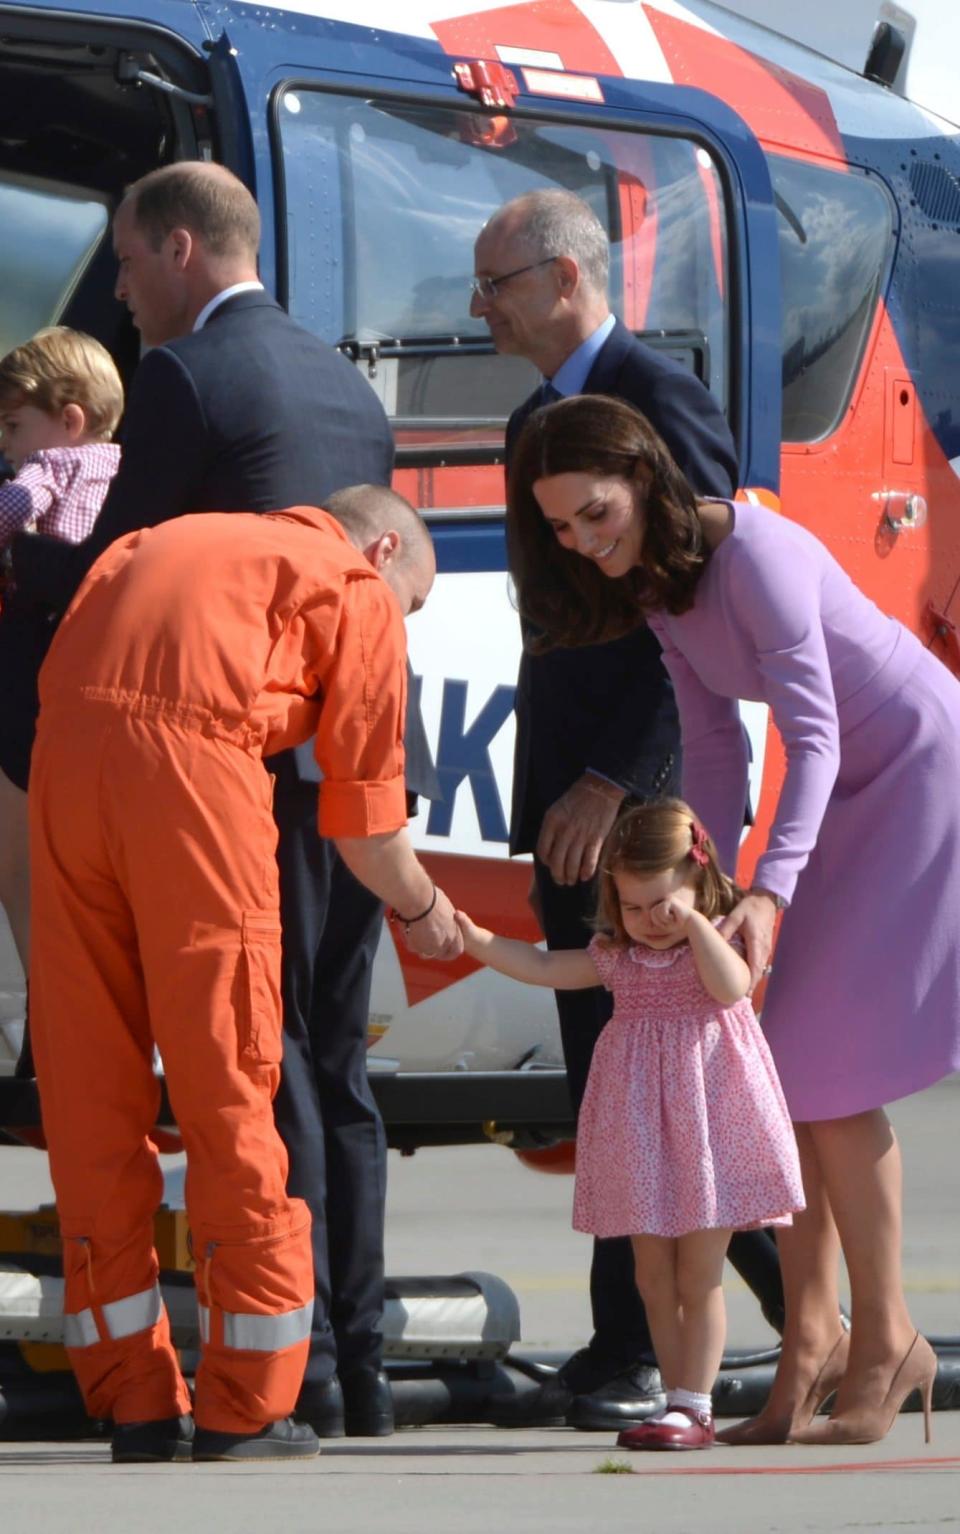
[507,394,957,1447]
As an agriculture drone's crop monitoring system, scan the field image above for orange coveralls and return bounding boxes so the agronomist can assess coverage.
[28,507,407,1433]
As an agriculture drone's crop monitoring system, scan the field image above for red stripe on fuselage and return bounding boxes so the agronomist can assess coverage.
[430,0,623,77]
[643,4,845,165]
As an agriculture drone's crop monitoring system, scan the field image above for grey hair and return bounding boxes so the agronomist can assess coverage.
[324,484,433,567]
[508,190,609,295]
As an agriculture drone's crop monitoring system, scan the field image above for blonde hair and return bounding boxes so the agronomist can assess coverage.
[0,327,123,440]
[596,797,742,946]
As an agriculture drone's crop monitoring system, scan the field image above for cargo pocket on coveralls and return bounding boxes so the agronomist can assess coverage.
[236,912,284,1066]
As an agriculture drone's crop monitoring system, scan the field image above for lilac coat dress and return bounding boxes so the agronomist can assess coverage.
[648,501,960,1121]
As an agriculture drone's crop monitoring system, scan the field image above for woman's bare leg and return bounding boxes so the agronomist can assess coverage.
[0,771,30,972]
[808,1108,916,1415]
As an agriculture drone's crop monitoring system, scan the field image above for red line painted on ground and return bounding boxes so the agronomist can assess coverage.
[622,1455,960,1476]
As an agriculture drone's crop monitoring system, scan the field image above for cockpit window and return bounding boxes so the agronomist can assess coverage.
[771,156,894,444]
[275,89,730,460]
[0,174,108,356]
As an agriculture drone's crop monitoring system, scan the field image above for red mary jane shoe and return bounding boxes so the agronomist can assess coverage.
[617,1407,715,1451]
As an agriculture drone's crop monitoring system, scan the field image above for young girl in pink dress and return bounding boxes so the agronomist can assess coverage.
[456,798,804,1452]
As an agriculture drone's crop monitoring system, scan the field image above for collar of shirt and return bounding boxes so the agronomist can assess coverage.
[547,313,616,397]
[193,281,266,333]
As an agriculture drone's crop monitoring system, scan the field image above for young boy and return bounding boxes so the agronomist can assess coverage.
[0,325,123,547]
[0,326,123,1000]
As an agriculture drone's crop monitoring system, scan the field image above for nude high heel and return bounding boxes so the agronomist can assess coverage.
[789,1331,936,1446]
[717,1331,849,1447]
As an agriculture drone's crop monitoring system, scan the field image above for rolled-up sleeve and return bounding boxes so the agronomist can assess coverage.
[313,570,408,838]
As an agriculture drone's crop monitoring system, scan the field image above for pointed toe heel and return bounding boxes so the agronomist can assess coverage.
[717,1330,849,1447]
[790,1332,937,1447]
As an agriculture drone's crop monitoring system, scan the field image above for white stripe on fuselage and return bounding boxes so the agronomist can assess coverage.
[576,0,673,81]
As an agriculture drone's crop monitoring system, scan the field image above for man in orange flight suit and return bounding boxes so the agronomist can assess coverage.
[28,486,459,1463]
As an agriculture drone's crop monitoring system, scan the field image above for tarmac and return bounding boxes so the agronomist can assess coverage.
[1,1074,958,1532]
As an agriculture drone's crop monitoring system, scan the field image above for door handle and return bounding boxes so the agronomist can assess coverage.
[872,490,927,532]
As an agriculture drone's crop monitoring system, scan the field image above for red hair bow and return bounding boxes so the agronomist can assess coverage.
[690,823,710,867]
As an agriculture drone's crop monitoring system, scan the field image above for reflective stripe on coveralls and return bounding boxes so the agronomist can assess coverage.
[64,1282,162,1349]
[198,1299,313,1351]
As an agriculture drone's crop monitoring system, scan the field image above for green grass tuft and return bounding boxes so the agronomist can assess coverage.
[593,1456,635,1474]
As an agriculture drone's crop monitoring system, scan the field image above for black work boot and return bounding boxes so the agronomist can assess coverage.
[193,1416,319,1461]
[111,1414,195,1463]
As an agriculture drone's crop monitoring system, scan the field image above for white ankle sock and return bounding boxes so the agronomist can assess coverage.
[654,1388,712,1427]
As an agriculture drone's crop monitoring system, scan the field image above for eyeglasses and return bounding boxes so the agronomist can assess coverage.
[469,256,558,302]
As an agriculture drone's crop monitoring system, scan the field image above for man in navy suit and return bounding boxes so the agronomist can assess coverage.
[12,162,445,1439]
[472,189,742,1430]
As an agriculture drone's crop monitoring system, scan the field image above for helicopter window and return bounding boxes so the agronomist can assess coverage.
[771,156,894,444]
[0,174,109,358]
[275,89,730,462]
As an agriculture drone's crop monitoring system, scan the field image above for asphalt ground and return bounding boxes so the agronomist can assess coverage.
[0,1075,958,1532]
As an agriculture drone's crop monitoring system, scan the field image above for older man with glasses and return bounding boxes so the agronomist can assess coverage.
[471,188,742,1433]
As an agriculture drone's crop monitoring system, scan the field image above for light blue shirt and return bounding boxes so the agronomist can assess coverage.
[547,313,616,396]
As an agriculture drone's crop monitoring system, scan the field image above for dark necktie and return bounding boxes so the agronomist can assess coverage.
[539,380,562,407]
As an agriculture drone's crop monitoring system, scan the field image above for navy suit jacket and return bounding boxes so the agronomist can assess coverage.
[506,318,738,853]
[8,291,437,797]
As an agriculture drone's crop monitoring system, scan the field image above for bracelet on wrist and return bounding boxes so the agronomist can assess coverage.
[389,883,437,931]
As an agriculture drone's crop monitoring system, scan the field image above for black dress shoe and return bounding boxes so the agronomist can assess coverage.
[111,1414,195,1463]
[567,1364,666,1431]
[341,1366,395,1437]
[296,1375,345,1438]
[556,1346,636,1396]
[193,1416,319,1461]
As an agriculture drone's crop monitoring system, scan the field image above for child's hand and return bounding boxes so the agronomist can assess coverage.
[455,909,492,956]
[649,897,693,935]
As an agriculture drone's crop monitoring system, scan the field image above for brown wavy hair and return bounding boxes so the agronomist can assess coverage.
[596,798,742,946]
[506,394,708,650]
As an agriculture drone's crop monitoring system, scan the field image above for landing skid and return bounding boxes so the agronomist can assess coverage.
[2,1238,960,1438]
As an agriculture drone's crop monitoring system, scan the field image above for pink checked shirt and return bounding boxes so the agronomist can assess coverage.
[0,443,120,550]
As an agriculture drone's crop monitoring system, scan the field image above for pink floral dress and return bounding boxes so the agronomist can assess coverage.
[573,934,805,1239]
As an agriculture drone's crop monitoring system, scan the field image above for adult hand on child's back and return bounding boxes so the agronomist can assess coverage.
[719,891,776,991]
